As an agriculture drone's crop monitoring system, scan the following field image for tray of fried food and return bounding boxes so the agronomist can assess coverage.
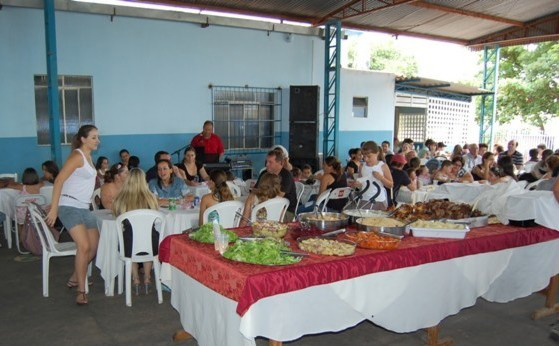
[344,231,400,250]
[393,200,484,223]
[297,236,356,256]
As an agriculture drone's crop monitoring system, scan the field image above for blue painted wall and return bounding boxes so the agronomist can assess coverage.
[0,6,396,177]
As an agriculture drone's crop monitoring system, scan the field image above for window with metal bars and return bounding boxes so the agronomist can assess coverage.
[34,75,94,145]
[211,86,282,152]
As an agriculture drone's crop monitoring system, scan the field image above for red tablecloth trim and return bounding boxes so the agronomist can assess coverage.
[160,225,559,316]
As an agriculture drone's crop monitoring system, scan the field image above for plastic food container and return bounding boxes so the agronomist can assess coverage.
[409,225,470,239]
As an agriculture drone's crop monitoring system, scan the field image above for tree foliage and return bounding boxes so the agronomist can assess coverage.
[496,42,559,130]
[368,42,418,77]
[346,40,418,77]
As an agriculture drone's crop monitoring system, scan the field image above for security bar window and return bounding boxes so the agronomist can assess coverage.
[34,75,94,145]
[211,86,282,151]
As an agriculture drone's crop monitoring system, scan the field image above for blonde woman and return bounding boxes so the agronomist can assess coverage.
[239,173,281,226]
[113,168,159,295]
[198,170,234,225]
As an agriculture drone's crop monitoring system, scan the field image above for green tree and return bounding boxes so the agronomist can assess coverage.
[496,42,559,130]
[368,42,418,77]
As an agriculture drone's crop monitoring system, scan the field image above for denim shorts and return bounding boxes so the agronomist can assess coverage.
[58,206,98,231]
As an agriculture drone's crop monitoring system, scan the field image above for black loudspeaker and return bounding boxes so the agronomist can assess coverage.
[289,86,319,122]
[289,85,319,161]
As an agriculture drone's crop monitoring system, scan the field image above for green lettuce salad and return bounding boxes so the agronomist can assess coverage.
[223,239,301,265]
[189,223,239,243]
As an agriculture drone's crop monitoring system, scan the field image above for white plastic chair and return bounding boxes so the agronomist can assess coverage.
[323,187,352,212]
[39,185,54,204]
[115,209,165,307]
[251,197,289,222]
[91,188,101,211]
[313,189,331,212]
[14,194,47,254]
[226,181,242,199]
[292,181,305,220]
[245,179,257,192]
[0,173,18,182]
[525,179,543,191]
[28,203,89,297]
[202,200,244,228]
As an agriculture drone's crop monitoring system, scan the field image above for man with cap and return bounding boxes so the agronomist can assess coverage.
[388,153,416,207]
[271,144,293,171]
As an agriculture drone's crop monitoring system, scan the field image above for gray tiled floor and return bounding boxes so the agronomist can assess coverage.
[1,233,558,346]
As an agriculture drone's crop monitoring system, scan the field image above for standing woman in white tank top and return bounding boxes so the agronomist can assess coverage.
[46,125,100,305]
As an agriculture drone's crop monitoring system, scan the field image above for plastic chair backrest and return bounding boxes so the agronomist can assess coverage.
[115,209,164,262]
[16,194,47,208]
[295,181,304,199]
[28,203,57,253]
[251,197,289,222]
[226,181,242,198]
[202,200,244,228]
[314,189,332,211]
[525,179,542,190]
[39,185,54,204]
[0,173,18,182]
[91,188,101,211]
[245,179,257,190]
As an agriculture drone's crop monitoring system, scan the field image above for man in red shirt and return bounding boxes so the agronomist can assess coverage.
[190,120,225,163]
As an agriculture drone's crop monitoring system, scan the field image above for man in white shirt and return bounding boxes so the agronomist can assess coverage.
[463,143,482,171]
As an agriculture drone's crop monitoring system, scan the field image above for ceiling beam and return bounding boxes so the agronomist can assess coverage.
[313,0,420,26]
[468,12,559,49]
[410,1,525,27]
[342,22,468,45]
[126,0,316,23]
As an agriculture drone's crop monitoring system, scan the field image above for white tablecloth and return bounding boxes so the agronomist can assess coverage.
[396,185,447,204]
[503,191,559,231]
[171,238,559,346]
[431,182,493,204]
[94,207,199,296]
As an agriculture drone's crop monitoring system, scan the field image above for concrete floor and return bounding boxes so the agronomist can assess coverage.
[1,233,558,346]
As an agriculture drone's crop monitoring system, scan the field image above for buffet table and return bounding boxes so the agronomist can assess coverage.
[94,207,199,296]
[161,224,559,346]
[503,191,559,231]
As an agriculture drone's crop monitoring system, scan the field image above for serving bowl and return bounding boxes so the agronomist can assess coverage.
[297,212,349,232]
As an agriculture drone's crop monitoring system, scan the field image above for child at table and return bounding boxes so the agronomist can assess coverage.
[416,165,432,188]
[113,168,160,295]
[198,170,234,225]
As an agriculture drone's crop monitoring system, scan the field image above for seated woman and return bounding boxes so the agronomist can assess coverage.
[535,156,559,191]
[432,160,454,184]
[490,156,517,184]
[95,156,109,185]
[148,159,188,203]
[41,160,59,184]
[100,163,129,210]
[416,165,431,188]
[472,152,496,182]
[0,168,45,243]
[198,170,234,225]
[175,146,209,186]
[239,172,282,226]
[345,148,362,178]
[112,168,160,295]
[317,156,348,212]
[450,156,474,183]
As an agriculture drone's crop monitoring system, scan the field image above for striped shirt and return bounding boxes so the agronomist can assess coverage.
[500,150,524,166]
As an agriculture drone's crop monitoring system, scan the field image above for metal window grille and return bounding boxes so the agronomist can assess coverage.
[34,75,94,145]
[211,86,282,152]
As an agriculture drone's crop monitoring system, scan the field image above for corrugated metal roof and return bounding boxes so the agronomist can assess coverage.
[396,76,492,96]
[150,0,559,47]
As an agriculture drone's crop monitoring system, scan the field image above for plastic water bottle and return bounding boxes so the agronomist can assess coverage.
[212,218,221,251]
[169,198,176,211]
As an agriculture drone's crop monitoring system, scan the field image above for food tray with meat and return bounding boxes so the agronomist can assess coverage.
[392,200,484,222]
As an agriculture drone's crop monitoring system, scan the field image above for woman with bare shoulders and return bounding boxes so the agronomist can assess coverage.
[45,125,100,305]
